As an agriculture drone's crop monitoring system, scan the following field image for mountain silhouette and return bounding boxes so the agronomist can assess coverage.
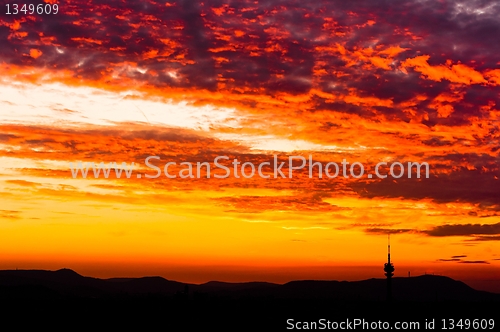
[0,269,498,302]
[2,269,500,330]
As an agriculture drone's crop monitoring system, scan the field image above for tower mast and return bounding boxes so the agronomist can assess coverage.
[388,234,390,263]
[383,234,395,302]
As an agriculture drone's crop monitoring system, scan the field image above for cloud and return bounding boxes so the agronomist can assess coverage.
[29,49,43,59]
[400,56,487,85]
[437,255,489,264]
[1,0,499,129]
[468,235,500,241]
[364,228,414,235]
[350,164,500,211]
[213,193,345,213]
[458,260,490,264]
[5,180,41,187]
[0,123,249,163]
[1,1,500,267]
[423,222,500,237]
[0,209,21,220]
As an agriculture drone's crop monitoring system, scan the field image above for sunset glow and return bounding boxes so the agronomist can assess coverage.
[1,0,499,293]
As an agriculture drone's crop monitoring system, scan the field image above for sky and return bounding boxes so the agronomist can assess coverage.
[1,0,500,292]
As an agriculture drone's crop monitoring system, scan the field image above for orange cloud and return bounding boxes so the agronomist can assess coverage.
[401,56,487,85]
[29,49,43,59]
[485,69,500,85]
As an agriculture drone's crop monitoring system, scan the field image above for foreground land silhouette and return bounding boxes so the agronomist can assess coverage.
[1,268,498,301]
[1,269,499,328]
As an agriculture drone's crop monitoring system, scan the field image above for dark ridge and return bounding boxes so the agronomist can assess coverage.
[2,269,499,329]
[198,281,278,290]
[0,269,499,302]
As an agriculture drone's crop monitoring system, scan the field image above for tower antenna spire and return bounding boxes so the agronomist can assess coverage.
[388,234,391,263]
[383,233,395,302]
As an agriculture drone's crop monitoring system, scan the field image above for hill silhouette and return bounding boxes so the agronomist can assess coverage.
[2,269,500,329]
[0,268,498,302]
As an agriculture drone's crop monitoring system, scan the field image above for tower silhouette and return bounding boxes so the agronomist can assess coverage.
[383,234,395,302]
